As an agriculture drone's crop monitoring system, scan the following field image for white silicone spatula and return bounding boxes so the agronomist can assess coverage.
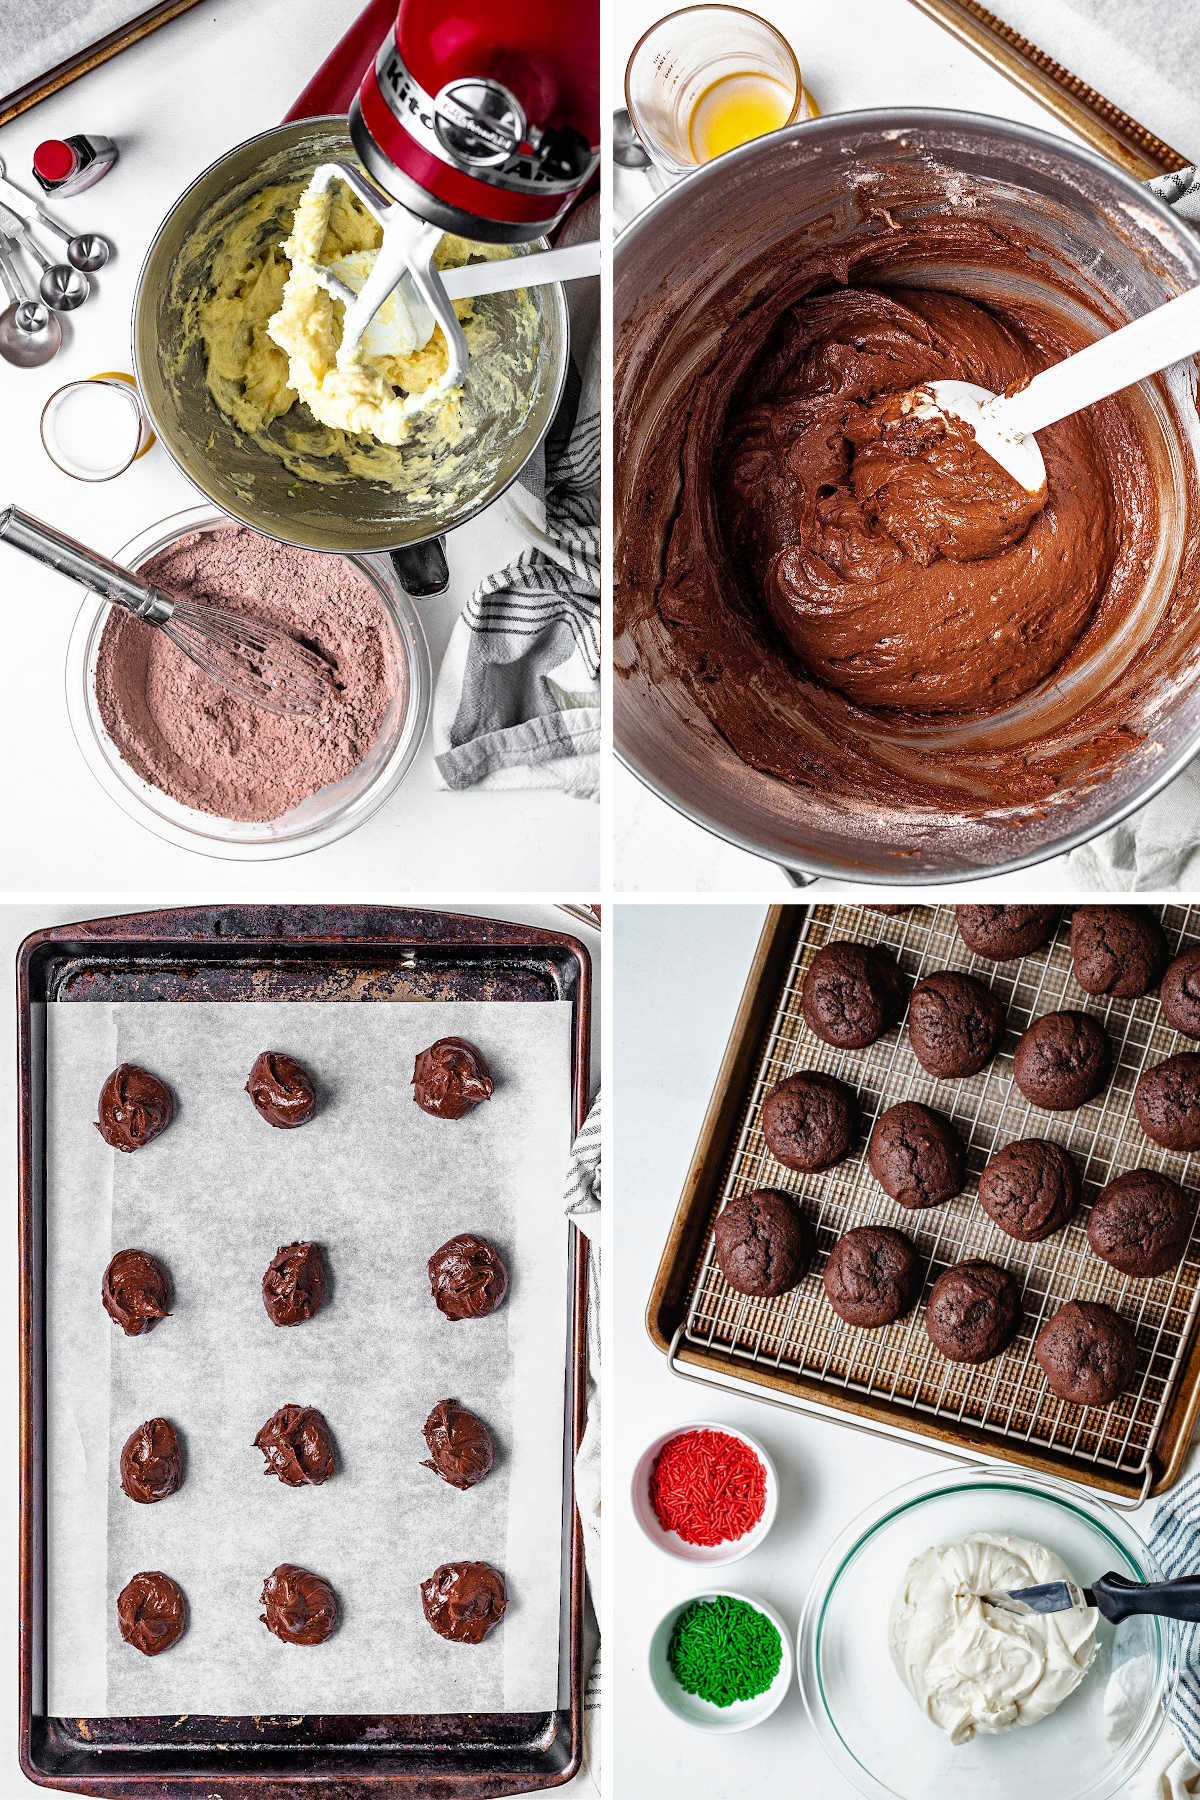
[910,281,1200,493]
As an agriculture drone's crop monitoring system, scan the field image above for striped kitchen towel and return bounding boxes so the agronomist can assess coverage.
[432,200,600,799]
[1108,1446,1200,1796]
[564,1093,601,1794]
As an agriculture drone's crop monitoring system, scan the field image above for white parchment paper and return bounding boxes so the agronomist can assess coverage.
[44,998,574,1718]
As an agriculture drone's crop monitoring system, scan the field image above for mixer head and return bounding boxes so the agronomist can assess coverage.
[348,0,599,244]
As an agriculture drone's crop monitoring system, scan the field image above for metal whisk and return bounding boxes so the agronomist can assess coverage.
[0,506,334,716]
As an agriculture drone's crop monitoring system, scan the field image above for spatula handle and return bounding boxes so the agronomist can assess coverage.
[1094,1571,1200,1623]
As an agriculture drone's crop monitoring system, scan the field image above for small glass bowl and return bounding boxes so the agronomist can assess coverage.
[64,505,432,861]
[631,1420,779,1565]
[798,1466,1172,1800]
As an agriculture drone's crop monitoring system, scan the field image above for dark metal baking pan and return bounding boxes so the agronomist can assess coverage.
[17,904,591,1798]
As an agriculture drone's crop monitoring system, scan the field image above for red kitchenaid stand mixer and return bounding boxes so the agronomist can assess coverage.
[281,0,598,593]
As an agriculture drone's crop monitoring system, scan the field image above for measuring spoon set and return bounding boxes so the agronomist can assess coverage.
[0,155,112,368]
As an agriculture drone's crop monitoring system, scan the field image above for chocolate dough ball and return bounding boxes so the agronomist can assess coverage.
[955,905,1060,961]
[422,1398,495,1490]
[1087,1170,1193,1277]
[1135,1053,1200,1151]
[245,1051,316,1128]
[120,1417,183,1503]
[760,1071,858,1172]
[1035,1300,1138,1406]
[907,971,1005,1079]
[823,1226,920,1327]
[978,1137,1080,1241]
[262,1241,328,1326]
[800,940,907,1049]
[712,1189,812,1296]
[420,1560,507,1644]
[254,1404,336,1486]
[117,1571,187,1656]
[428,1233,508,1319]
[1070,905,1168,999]
[1162,948,1200,1039]
[412,1038,494,1119]
[95,1063,173,1152]
[867,1102,964,1209]
[102,1248,171,1336]
[925,1260,1021,1363]
[260,1564,339,1644]
[1012,1012,1112,1111]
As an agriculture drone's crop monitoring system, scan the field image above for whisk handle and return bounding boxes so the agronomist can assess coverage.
[0,505,173,623]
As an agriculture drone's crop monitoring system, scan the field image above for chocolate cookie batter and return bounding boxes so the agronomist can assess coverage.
[412,1037,494,1119]
[120,1417,184,1504]
[428,1233,508,1319]
[421,1398,495,1490]
[420,1560,508,1643]
[102,1249,171,1335]
[260,1563,339,1644]
[254,1403,336,1486]
[616,210,1182,820]
[246,1051,317,1127]
[95,1063,174,1152]
[117,1571,187,1656]
[262,1241,328,1326]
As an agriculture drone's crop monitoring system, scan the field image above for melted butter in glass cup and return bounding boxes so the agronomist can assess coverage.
[625,5,807,178]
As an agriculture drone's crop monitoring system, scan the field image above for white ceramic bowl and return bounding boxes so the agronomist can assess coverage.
[797,1466,1172,1800]
[64,504,431,861]
[649,1588,794,1732]
[631,1419,779,1564]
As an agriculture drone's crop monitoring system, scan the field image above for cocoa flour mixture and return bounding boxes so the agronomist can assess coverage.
[616,210,1200,820]
[94,525,403,822]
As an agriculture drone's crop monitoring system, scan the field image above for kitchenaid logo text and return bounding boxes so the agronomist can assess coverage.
[374,40,577,190]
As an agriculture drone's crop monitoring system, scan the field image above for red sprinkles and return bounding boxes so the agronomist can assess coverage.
[649,1429,766,1546]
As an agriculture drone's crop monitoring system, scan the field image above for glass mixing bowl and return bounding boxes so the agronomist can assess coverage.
[64,505,431,860]
[798,1467,1172,1800]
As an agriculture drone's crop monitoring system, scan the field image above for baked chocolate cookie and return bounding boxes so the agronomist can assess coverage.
[1012,1011,1112,1111]
[925,1260,1021,1363]
[1035,1300,1138,1406]
[1088,1170,1193,1276]
[1162,948,1200,1039]
[907,971,1005,1079]
[977,1137,1081,1242]
[954,906,1060,961]
[867,1102,964,1210]
[760,1071,858,1172]
[1070,905,1168,999]
[823,1226,920,1328]
[800,940,907,1050]
[1134,1053,1200,1151]
[712,1189,812,1296]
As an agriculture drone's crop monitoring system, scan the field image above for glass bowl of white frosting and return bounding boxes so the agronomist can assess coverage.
[797,1466,1172,1800]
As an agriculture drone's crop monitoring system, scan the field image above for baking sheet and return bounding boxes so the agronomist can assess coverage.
[44,998,573,1718]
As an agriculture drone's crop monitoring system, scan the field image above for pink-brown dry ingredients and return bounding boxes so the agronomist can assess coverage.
[94,525,405,822]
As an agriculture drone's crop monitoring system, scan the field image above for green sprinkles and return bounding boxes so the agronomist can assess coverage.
[667,1596,783,1707]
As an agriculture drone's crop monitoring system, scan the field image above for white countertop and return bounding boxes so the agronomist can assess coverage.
[0,0,597,894]
[612,903,1155,1798]
[611,0,1196,899]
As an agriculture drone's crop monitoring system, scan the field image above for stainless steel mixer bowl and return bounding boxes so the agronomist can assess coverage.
[133,118,569,555]
[615,109,1200,882]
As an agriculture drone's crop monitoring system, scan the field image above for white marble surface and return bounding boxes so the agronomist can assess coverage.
[612,0,1200,897]
[0,0,597,894]
[611,903,1152,1799]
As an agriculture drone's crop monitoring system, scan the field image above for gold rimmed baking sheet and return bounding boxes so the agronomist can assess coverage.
[650,905,1200,1503]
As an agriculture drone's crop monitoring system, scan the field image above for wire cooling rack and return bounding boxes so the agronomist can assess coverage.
[679,905,1200,1502]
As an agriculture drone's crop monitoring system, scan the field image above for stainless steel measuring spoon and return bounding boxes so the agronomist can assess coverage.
[0,155,112,272]
[0,233,61,366]
[0,204,88,308]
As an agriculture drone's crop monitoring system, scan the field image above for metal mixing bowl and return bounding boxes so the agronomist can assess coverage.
[133,118,569,557]
[615,109,1200,881]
